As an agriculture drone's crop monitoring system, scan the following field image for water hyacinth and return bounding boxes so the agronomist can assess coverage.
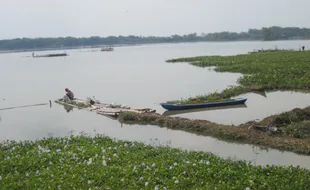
[0,135,309,189]
[87,158,92,165]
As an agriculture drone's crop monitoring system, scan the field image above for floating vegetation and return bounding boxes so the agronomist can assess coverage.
[166,51,310,103]
[0,135,309,189]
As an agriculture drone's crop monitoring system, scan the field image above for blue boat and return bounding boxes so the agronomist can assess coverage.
[160,98,247,111]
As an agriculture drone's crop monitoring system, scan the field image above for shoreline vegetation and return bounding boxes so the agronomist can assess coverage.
[0,26,310,52]
[1,135,309,189]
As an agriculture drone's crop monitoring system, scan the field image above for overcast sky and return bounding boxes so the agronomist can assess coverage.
[0,0,309,39]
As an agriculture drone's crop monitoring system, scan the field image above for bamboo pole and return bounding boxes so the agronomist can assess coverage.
[0,101,51,111]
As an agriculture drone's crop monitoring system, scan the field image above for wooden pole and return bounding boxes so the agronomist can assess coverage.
[0,103,49,111]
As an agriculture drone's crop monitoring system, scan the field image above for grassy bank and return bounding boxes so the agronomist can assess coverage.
[1,135,310,189]
[166,51,310,103]
[119,106,310,155]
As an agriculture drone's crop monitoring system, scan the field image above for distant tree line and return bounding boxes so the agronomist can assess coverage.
[0,26,310,51]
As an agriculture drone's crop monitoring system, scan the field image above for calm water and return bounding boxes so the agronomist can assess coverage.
[1,40,310,168]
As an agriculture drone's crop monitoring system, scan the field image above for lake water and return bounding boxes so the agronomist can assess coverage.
[1,40,310,169]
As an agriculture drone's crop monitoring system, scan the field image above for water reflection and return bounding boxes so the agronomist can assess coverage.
[63,104,74,113]
[252,90,267,98]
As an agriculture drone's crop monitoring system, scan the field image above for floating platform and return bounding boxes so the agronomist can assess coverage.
[55,98,156,119]
[32,53,68,58]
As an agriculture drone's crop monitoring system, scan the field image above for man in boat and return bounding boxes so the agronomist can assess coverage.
[64,88,74,101]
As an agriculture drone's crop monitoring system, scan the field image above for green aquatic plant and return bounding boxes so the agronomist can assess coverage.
[166,51,310,103]
[0,135,310,189]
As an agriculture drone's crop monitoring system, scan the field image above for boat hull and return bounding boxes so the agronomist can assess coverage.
[160,98,247,111]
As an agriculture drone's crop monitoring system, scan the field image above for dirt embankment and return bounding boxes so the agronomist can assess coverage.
[118,107,310,155]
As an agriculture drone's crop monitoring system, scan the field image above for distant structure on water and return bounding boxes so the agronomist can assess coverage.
[100,46,114,52]
[32,52,68,58]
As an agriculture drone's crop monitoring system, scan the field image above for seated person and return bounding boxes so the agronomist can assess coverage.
[64,88,74,101]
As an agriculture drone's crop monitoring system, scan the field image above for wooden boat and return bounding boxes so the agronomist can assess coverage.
[160,98,247,111]
[162,104,247,116]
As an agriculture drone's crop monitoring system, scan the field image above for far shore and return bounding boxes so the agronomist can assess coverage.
[1,39,310,55]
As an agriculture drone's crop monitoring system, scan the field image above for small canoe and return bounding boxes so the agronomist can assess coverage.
[160,98,247,111]
[162,104,247,116]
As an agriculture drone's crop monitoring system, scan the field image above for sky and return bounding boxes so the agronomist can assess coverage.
[0,0,309,39]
